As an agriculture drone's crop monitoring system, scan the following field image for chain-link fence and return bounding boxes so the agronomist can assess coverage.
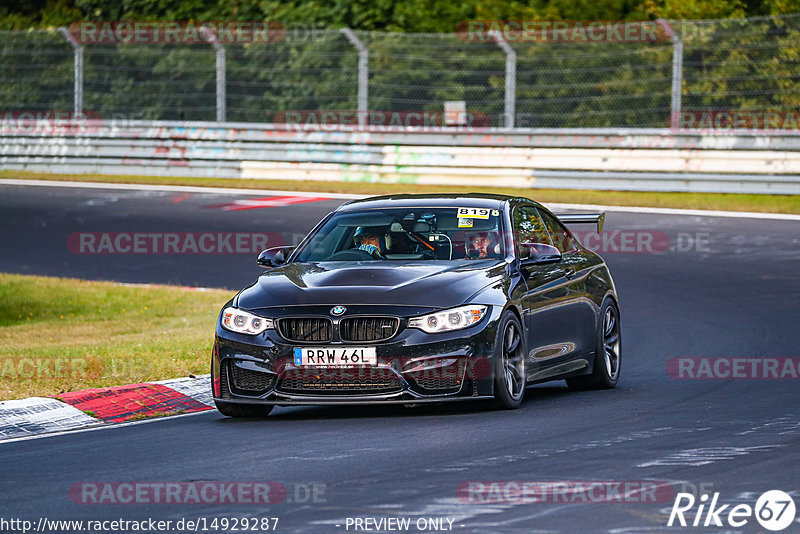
[1,14,798,128]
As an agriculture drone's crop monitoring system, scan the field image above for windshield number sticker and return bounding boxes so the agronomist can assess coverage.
[457,207,491,219]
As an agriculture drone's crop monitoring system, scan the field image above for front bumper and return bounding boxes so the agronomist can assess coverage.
[212,306,501,406]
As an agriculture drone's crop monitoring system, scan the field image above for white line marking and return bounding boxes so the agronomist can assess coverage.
[637,445,782,467]
[0,179,363,199]
[0,409,213,445]
[2,179,799,220]
[114,282,222,291]
[546,202,800,221]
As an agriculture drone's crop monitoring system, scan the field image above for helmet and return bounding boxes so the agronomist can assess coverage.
[353,226,387,256]
[353,226,379,245]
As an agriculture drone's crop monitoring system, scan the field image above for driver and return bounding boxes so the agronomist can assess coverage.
[353,226,385,258]
[466,231,501,259]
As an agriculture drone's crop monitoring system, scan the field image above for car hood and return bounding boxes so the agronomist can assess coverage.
[236,260,507,312]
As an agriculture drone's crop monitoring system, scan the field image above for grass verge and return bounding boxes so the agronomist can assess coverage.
[0,273,232,401]
[2,170,799,214]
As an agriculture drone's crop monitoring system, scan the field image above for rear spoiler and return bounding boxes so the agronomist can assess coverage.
[556,212,605,233]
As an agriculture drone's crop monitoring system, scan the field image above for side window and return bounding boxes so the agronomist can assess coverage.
[513,206,552,246]
[538,209,577,253]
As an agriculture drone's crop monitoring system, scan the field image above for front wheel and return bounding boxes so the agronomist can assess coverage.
[492,311,527,409]
[566,298,621,390]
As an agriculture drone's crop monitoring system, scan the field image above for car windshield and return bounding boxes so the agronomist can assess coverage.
[293,207,506,262]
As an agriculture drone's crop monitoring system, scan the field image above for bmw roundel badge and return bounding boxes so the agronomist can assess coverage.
[330,306,347,316]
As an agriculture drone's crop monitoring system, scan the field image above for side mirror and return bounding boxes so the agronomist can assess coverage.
[257,246,295,268]
[519,243,561,264]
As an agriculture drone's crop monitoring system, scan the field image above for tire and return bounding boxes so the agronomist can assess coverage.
[566,298,621,390]
[491,311,527,409]
[215,400,274,418]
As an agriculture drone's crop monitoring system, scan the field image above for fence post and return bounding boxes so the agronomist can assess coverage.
[658,20,683,130]
[340,28,368,128]
[58,27,83,116]
[215,44,226,122]
[202,26,226,122]
[671,35,684,129]
[489,30,516,129]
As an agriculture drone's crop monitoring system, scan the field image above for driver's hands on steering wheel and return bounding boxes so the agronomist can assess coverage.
[324,247,381,261]
[357,243,383,258]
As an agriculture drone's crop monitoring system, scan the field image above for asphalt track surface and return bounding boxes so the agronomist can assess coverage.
[1,183,800,533]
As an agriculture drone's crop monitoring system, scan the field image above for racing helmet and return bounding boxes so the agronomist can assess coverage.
[352,226,372,245]
[353,226,390,255]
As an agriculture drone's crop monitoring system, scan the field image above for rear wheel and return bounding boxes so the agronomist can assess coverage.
[215,400,274,418]
[567,298,621,390]
[492,311,526,409]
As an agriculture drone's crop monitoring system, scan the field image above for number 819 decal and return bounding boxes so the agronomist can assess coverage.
[457,207,492,219]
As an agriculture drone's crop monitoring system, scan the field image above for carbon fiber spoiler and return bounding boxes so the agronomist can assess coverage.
[556,212,605,233]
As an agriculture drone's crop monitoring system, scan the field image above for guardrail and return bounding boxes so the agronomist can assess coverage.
[1,121,799,194]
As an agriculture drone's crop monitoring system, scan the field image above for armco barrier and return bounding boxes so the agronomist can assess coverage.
[1,121,799,194]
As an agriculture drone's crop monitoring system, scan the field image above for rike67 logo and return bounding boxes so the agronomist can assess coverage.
[668,490,796,531]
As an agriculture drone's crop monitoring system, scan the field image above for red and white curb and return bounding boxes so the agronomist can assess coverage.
[0,375,213,441]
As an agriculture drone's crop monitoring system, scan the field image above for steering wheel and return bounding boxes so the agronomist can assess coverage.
[419,247,436,259]
[324,248,379,261]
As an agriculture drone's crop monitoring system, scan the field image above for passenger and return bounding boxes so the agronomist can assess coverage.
[466,231,501,259]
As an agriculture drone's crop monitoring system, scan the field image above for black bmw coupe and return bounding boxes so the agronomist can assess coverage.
[212,194,621,417]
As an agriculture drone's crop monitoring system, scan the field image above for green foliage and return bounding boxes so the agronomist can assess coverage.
[2,0,798,32]
[0,1,797,127]
[0,30,74,112]
[677,16,800,113]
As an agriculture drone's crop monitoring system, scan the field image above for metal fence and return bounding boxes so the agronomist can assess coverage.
[1,13,799,129]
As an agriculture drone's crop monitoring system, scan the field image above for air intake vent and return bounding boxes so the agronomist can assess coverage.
[278,318,333,343]
[230,364,274,393]
[409,360,466,394]
[339,317,399,342]
[279,368,404,395]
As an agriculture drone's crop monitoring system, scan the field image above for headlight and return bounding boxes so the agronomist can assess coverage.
[221,307,273,335]
[408,305,487,334]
